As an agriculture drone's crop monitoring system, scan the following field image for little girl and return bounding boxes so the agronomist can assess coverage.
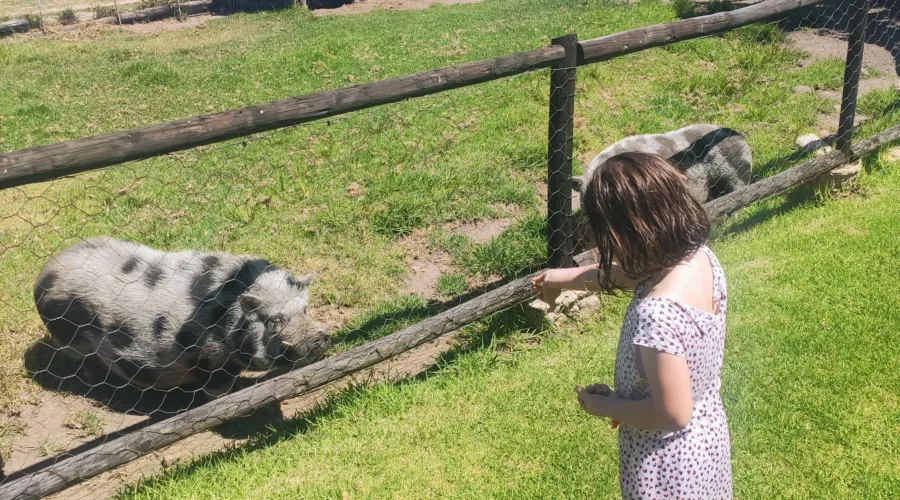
[532,152,732,498]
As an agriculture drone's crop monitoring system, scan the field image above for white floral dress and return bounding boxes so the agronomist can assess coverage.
[613,246,733,499]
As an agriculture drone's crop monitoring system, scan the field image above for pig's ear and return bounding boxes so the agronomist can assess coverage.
[240,294,262,313]
[292,272,315,288]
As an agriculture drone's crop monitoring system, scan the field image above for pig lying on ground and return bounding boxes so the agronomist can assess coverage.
[34,237,330,399]
[573,124,753,204]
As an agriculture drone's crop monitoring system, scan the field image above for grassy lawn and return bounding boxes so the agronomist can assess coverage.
[0,0,898,490]
[2,0,897,408]
[120,149,900,498]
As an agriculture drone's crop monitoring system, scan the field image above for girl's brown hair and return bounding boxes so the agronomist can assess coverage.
[583,152,710,292]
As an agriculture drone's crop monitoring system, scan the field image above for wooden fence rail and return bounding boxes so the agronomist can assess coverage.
[0,0,825,191]
[0,46,564,190]
[578,0,824,64]
[0,19,30,36]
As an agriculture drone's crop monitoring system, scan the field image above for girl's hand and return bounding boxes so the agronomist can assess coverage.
[531,271,564,312]
[575,384,615,419]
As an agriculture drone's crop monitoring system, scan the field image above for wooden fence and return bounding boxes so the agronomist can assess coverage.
[1,0,890,497]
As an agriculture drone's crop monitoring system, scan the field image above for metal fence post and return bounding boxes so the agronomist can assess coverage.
[35,0,46,35]
[835,0,869,155]
[546,33,577,269]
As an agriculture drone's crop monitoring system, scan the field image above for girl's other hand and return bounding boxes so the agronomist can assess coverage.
[583,383,612,396]
[575,384,615,419]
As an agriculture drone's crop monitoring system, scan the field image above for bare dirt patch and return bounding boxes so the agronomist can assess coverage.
[312,0,481,16]
[843,225,869,237]
[307,304,358,331]
[122,13,213,34]
[397,213,520,300]
[446,217,514,245]
[5,392,145,475]
[736,259,772,271]
[788,30,898,133]
[2,0,140,18]
[406,251,454,299]
[789,30,898,90]
[887,146,900,163]
[790,29,898,79]
[397,228,457,299]
[5,0,481,40]
[40,331,461,499]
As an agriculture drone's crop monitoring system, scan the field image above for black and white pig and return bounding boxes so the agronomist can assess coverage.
[573,124,753,204]
[33,237,330,398]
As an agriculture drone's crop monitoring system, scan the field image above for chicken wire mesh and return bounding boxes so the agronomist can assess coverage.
[564,0,899,261]
[0,68,560,495]
[0,0,897,496]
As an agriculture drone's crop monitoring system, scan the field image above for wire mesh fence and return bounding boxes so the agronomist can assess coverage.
[0,68,559,495]
[0,0,897,496]
[565,0,898,259]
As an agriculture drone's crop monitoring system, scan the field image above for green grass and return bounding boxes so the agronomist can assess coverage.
[1,0,868,409]
[436,274,468,297]
[92,4,118,19]
[0,0,897,490]
[121,149,900,498]
[22,13,42,29]
[0,0,894,399]
[56,7,77,25]
[63,409,105,437]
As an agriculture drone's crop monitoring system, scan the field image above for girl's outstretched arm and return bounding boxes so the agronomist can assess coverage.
[531,262,637,311]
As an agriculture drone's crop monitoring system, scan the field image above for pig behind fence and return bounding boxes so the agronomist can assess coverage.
[573,124,753,204]
[33,237,330,399]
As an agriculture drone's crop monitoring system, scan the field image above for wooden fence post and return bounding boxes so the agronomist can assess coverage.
[835,0,869,155]
[546,33,577,269]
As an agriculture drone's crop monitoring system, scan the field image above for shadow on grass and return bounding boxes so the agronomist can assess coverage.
[754,95,899,178]
[715,193,811,239]
[116,305,548,496]
[2,397,287,483]
[13,280,547,484]
[22,340,214,417]
[331,276,524,347]
[717,95,900,236]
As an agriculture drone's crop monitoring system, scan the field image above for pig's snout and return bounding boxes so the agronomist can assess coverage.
[309,320,330,347]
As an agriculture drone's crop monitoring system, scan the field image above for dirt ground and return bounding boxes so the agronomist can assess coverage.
[122,12,212,33]
[41,333,460,500]
[401,217,513,299]
[788,30,899,133]
[311,0,480,16]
